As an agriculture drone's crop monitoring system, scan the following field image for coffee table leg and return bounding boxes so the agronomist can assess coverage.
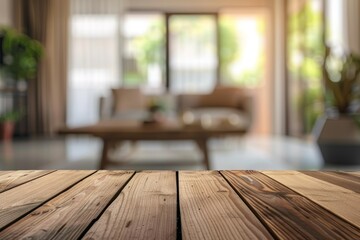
[99,139,110,169]
[196,139,210,170]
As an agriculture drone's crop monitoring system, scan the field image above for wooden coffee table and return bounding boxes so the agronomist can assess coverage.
[59,120,247,169]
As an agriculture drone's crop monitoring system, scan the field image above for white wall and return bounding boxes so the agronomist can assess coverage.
[0,0,13,26]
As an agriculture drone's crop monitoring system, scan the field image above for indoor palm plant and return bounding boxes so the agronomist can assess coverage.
[313,46,360,164]
[0,27,43,140]
[324,46,360,114]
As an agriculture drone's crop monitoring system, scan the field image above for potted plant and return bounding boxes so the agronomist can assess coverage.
[313,46,360,165]
[0,27,43,140]
[143,98,166,125]
[0,27,43,85]
[0,110,23,141]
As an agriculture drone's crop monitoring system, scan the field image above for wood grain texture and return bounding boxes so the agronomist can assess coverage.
[83,171,177,240]
[179,171,273,240]
[302,171,360,193]
[0,170,54,193]
[0,170,94,230]
[343,171,360,178]
[0,172,11,177]
[263,171,360,228]
[222,171,360,239]
[0,171,134,240]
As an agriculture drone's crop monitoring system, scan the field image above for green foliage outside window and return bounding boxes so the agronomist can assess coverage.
[134,20,165,82]
[219,16,265,87]
[123,18,165,86]
[219,17,239,84]
[288,2,325,134]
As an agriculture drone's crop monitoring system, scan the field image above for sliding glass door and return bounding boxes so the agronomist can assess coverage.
[168,14,218,93]
[68,1,121,126]
[120,11,273,134]
[122,13,165,93]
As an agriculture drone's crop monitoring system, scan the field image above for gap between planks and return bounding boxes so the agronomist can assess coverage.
[176,171,182,240]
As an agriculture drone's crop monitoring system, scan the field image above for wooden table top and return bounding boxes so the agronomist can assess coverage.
[59,120,247,136]
[0,170,359,239]
[59,120,246,134]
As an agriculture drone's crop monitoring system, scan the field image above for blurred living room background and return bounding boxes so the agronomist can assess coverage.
[0,0,359,170]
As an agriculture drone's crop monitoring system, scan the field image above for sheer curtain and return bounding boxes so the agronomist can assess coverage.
[14,0,69,135]
[67,0,123,126]
[326,0,360,54]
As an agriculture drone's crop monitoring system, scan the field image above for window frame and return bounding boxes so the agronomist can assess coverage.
[123,11,220,93]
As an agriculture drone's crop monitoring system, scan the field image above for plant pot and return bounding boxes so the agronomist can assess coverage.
[0,121,15,141]
[313,115,360,165]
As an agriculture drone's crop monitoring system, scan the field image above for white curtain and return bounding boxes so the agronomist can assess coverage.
[67,0,123,126]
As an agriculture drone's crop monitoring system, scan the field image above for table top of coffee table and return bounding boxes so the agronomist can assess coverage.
[59,120,247,139]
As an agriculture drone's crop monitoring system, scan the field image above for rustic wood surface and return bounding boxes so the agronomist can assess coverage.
[347,171,360,177]
[263,171,360,228]
[0,171,94,230]
[0,171,9,176]
[301,171,360,193]
[179,171,272,240]
[0,170,54,193]
[0,170,359,240]
[221,171,360,239]
[0,171,134,240]
[83,171,177,240]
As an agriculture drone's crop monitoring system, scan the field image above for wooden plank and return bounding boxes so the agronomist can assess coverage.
[335,171,360,181]
[0,171,134,240]
[302,171,360,193]
[263,171,360,228]
[345,171,360,178]
[0,170,54,193]
[83,171,177,240]
[222,171,360,239]
[0,172,11,177]
[179,171,273,240]
[0,170,94,230]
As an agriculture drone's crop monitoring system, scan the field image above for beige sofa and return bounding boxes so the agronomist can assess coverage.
[99,86,253,130]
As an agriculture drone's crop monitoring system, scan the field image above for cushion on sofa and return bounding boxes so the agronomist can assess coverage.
[111,88,145,114]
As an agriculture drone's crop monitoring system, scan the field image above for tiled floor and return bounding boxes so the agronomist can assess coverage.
[0,135,359,170]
